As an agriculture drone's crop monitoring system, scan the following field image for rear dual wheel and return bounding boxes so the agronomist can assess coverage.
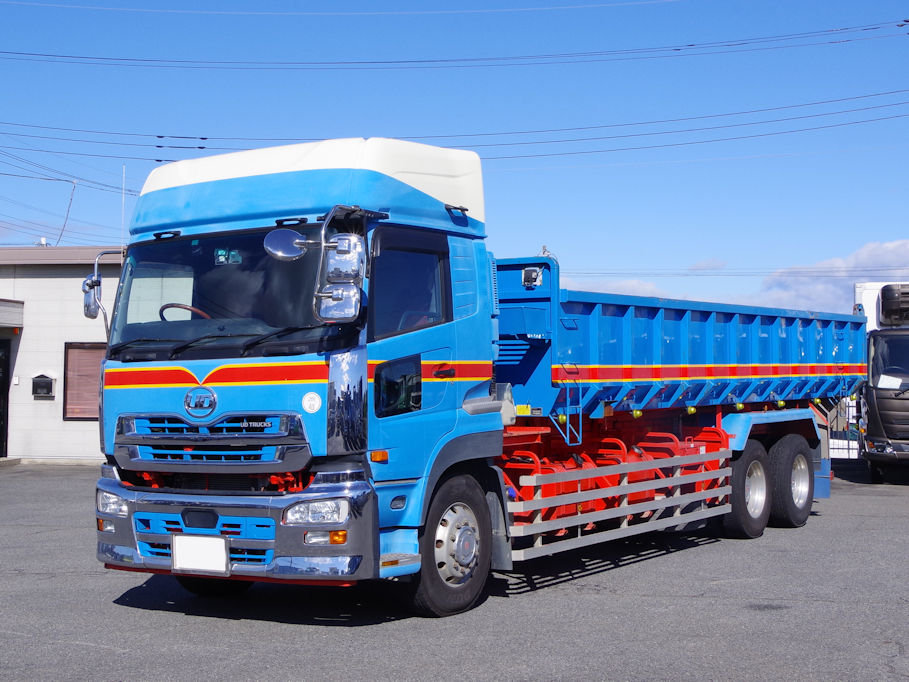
[723,440,771,538]
[768,434,814,528]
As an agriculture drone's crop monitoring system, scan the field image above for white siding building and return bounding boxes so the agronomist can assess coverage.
[0,246,122,463]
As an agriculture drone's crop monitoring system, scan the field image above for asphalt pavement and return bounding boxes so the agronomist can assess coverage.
[0,459,906,681]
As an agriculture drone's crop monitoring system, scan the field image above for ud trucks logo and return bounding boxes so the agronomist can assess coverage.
[184,386,217,418]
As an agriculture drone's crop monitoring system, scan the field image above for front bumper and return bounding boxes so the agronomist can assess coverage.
[95,468,378,582]
[862,438,909,464]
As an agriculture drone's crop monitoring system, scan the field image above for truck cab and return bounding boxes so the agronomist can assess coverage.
[87,139,507,613]
[856,282,909,481]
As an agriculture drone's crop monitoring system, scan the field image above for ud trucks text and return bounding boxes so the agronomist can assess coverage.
[84,138,865,616]
[854,281,909,483]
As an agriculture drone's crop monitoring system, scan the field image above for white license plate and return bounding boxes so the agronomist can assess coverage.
[171,534,229,575]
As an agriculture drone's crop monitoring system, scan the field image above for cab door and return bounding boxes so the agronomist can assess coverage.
[367,226,457,485]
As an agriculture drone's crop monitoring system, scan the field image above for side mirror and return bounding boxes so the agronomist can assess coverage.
[264,228,312,261]
[316,283,361,322]
[325,234,366,283]
[82,274,101,319]
[315,234,366,323]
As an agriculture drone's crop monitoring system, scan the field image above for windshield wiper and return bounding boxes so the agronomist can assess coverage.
[240,326,322,355]
[108,338,180,357]
[169,334,253,359]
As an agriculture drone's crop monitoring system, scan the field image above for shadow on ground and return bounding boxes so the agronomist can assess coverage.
[833,458,909,485]
[489,529,721,597]
[113,528,721,624]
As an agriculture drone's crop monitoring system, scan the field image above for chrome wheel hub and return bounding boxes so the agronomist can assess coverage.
[790,453,811,509]
[433,502,480,585]
[744,460,767,518]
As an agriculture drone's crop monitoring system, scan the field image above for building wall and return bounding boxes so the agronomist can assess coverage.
[0,262,120,462]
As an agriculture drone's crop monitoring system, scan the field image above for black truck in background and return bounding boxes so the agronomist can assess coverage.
[856,282,909,483]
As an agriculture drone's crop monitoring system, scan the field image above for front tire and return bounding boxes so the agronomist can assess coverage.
[769,434,815,527]
[409,474,492,617]
[723,440,771,539]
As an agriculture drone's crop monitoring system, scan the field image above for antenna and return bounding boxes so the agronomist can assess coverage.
[120,165,126,247]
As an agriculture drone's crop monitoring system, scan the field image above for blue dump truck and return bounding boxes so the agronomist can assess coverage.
[84,138,865,616]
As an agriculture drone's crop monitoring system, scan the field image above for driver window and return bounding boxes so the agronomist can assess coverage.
[369,228,451,341]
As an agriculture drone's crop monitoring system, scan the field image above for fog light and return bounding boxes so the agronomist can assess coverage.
[305,530,348,546]
[305,531,330,545]
[97,518,115,533]
[284,498,350,525]
[96,489,128,517]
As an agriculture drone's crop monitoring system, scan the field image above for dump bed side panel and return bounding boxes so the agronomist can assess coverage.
[496,257,866,417]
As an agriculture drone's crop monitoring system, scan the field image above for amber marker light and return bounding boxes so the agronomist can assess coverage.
[330,530,348,545]
[370,450,389,463]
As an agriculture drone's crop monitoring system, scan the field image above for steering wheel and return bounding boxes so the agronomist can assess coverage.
[159,303,212,321]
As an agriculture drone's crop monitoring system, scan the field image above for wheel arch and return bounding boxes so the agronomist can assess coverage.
[723,411,821,455]
[419,429,512,570]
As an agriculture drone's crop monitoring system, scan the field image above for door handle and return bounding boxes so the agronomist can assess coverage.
[433,367,456,379]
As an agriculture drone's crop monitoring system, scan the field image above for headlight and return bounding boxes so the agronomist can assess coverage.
[96,489,128,517]
[283,498,350,525]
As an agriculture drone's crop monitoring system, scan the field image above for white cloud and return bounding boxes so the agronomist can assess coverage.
[743,240,909,314]
[561,277,672,298]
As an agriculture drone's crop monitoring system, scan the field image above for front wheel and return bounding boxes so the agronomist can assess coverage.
[769,434,815,527]
[723,440,771,539]
[408,474,492,617]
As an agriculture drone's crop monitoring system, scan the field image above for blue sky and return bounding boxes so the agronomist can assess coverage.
[1,0,907,313]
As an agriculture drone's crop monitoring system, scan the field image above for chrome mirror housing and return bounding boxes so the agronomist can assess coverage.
[82,274,100,319]
[325,233,366,283]
[316,283,360,322]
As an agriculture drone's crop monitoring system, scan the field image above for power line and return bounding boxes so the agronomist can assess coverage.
[468,100,909,148]
[4,98,908,154]
[0,0,682,16]
[0,151,140,194]
[482,113,909,159]
[0,192,117,231]
[0,21,903,71]
[0,100,906,166]
[2,87,908,144]
[0,144,173,163]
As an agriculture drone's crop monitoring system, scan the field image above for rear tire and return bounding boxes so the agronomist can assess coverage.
[176,576,253,597]
[768,434,815,527]
[723,440,771,539]
[408,474,491,617]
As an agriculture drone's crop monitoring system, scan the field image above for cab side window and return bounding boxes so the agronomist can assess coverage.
[368,228,451,341]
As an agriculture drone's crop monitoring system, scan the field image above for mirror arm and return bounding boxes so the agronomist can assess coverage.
[91,249,124,340]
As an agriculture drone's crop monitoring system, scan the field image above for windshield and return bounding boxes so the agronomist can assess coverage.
[108,226,357,360]
[869,334,909,390]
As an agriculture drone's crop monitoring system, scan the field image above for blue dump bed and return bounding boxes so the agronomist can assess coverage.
[494,257,866,419]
